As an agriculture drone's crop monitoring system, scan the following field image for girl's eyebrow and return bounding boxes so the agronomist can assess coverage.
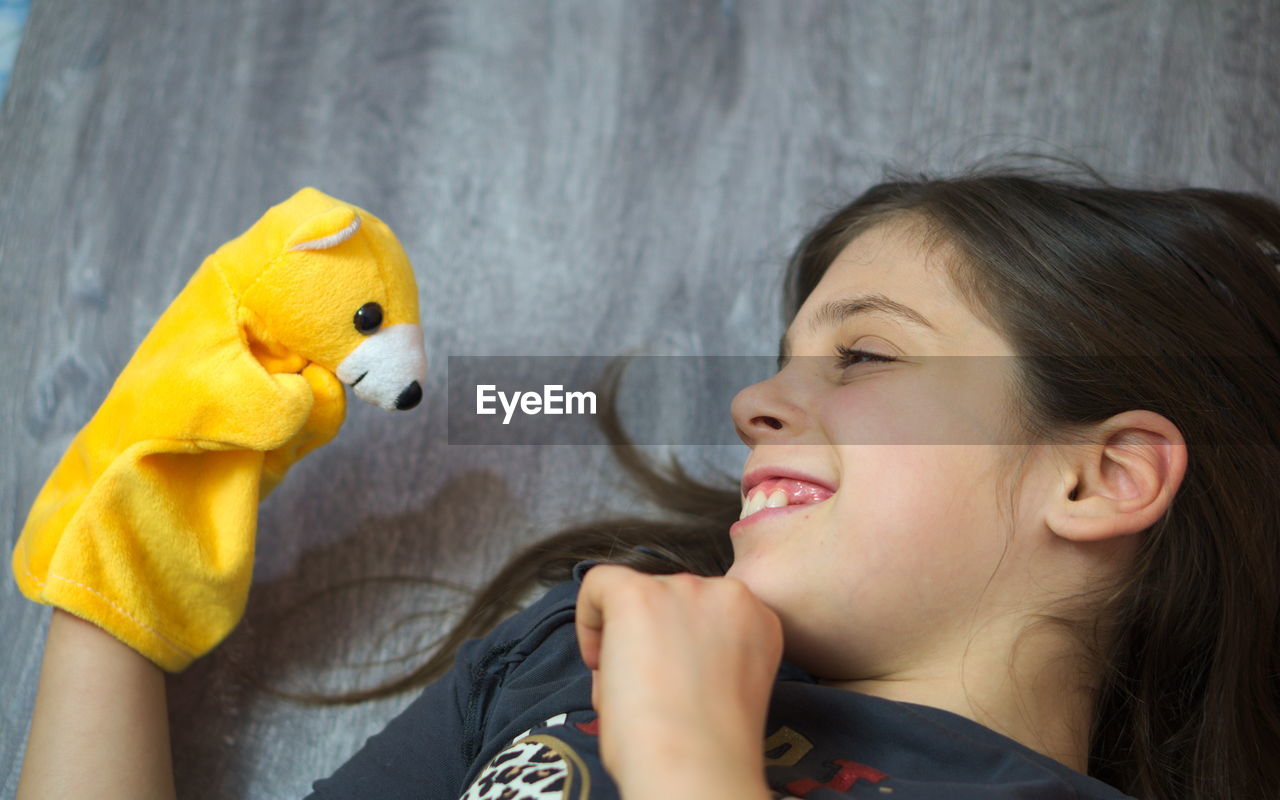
[777,293,941,367]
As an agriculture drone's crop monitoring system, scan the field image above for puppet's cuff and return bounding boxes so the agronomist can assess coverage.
[12,440,262,672]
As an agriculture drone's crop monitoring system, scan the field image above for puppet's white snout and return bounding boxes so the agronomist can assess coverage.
[336,323,428,411]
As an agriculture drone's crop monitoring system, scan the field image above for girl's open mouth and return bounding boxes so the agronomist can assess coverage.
[731,478,834,533]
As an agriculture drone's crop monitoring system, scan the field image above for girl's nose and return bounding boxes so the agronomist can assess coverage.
[730,377,806,446]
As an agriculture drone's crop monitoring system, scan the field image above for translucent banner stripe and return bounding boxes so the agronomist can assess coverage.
[444,355,1279,446]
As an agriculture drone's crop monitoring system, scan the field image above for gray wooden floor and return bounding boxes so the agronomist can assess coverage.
[3,1,1278,797]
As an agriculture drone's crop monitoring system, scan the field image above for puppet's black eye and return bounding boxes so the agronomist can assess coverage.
[354,302,383,334]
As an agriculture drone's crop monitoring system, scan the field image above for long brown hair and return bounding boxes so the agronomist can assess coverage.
[244,154,1280,800]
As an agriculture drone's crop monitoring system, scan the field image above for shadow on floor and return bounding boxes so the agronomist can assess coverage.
[166,467,534,798]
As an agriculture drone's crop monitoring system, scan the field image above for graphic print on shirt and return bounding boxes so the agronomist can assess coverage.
[457,714,891,799]
[458,712,591,800]
[764,724,892,797]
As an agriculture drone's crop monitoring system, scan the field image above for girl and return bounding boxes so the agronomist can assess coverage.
[18,158,1280,799]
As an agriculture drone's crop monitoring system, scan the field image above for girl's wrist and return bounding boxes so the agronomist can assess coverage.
[618,761,773,800]
[619,767,773,800]
[610,721,771,800]
[18,608,176,800]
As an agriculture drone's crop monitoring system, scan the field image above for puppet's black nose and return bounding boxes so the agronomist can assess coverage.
[395,380,422,410]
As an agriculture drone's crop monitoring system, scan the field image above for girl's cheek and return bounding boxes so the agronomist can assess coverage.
[824,375,987,446]
[822,386,937,446]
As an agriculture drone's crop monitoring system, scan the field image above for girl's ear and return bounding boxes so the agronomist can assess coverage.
[1045,410,1188,544]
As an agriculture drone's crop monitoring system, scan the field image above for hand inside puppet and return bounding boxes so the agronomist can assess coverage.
[11,187,427,672]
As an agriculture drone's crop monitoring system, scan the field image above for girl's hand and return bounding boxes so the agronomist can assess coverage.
[575,564,784,800]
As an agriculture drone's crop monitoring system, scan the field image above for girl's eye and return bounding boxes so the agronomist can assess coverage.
[836,344,897,369]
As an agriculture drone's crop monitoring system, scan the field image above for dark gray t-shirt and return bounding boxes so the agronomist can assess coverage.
[306,560,1135,799]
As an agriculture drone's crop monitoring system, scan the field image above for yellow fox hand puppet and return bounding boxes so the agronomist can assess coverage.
[12,187,427,672]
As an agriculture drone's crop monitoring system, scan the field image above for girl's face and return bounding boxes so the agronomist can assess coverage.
[726,216,1041,681]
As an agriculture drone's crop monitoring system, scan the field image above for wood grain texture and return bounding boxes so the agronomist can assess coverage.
[2,1,1277,796]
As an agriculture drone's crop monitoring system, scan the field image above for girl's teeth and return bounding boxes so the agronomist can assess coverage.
[737,481,835,522]
[739,490,766,519]
[739,488,792,520]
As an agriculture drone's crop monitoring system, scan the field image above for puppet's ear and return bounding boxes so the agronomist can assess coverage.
[286,206,362,251]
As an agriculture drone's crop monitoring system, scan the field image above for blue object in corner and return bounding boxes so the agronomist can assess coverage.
[0,0,30,104]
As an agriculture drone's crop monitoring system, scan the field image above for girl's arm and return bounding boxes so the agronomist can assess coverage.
[16,608,177,800]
